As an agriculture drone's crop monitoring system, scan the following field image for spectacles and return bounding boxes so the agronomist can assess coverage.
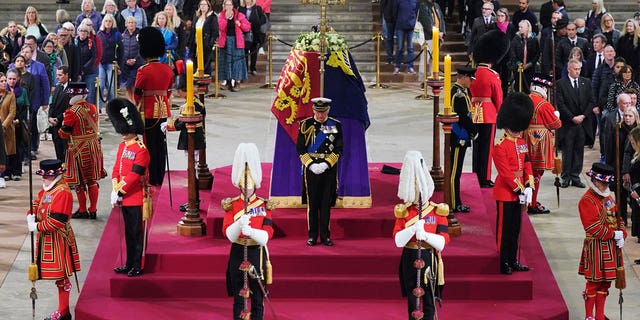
[482,7,492,10]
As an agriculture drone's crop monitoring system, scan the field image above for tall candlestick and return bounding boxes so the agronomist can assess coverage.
[196,26,204,76]
[186,60,194,114]
[432,27,439,77]
[444,55,451,114]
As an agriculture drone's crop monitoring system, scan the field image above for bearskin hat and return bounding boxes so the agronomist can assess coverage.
[106,98,145,135]
[472,30,511,64]
[139,27,166,59]
[496,92,534,133]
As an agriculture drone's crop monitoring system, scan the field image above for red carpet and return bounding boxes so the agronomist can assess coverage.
[75,164,568,319]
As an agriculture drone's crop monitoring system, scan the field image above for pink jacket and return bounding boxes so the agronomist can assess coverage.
[218,10,251,49]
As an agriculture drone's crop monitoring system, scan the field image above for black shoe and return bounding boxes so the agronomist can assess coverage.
[527,203,550,214]
[453,204,470,213]
[3,175,10,181]
[560,180,570,188]
[114,265,132,274]
[11,175,21,181]
[89,211,97,219]
[511,262,530,272]
[127,268,143,277]
[634,259,640,265]
[306,238,317,246]
[572,181,586,188]
[322,238,334,246]
[30,151,37,160]
[72,211,89,219]
[500,263,513,275]
[179,200,201,212]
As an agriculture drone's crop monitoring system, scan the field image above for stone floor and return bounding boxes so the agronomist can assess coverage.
[1,82,640,319]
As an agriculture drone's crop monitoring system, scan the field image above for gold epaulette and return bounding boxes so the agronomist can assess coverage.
[430,202,449,216]
[394,202,412,219]
[259,197,276,210]
[221,196,241,211]
[453,91,466,99]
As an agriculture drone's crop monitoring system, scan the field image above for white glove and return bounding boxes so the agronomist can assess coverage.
[553,110,560,119]
[616,238,625,248]
[309,163,322,175]
[239,214,251,227]
[614,230,624,241]
[416,226,428,241]
[110,190,120,207]
[415,219,425,232]
[26,214,37,232]
[523,187,533,206]
[317,162,329,173]
[160,122,167,134]
[518,194,526,205]
[241,225,253,237]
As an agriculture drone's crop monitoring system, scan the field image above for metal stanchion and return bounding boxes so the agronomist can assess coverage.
[369,32,388,89]
[211,44,226,99]
[94,76,100,106]
[113,60,118,98]
[261,33,276,89]
[416,41,430,100]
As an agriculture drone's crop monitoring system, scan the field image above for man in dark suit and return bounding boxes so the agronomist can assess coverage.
[583,34,606,79]
[467,1,495,56]
[556,59,595,188]
[555,22,590,68]
[48,66,71,162]
[539,0,554,29]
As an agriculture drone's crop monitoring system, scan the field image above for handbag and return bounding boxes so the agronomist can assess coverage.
[259,17,271,35]
[17,121,29,146]
[243,30,253,44]
[413,20,425,46]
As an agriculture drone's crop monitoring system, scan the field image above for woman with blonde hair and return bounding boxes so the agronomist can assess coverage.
[509,19,539,93]
[0,72,17,187]
[187,0,219,74]
[97,14,123,112]
[152,11,178,65]
[625,125,640,245]
[23,6,48,42]
[54,9,72,33]
[75,0,103,33]
[616,19,638,73]
[586,0,606,35]
[102,0,126,32]
[120,16,142,102]
[600,13,620,47]
[164,3,186,59]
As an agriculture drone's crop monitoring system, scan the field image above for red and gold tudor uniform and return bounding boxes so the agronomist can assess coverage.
[133,59,174,186]
[393,202,450,320]
[31,165,80,320]
[525,91,561,212]
[58,98,105,218]
[112,137,150,274]
[470,63,503,187]
[222,194,274,320]
[493,132,534,273]
[578,186,626,320]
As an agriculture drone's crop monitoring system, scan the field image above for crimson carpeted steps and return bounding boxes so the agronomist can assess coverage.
[75,164,568,319]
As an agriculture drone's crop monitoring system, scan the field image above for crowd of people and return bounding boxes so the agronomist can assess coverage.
[0,0,272,189]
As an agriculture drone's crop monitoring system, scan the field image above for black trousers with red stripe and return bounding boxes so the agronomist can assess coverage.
[496,200,522,267]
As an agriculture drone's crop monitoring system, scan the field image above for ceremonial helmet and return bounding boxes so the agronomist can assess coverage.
[530,73,553,98]
[139,26,166,59]
[36,159,66,177]
[106,98,145,135]
[397,150,434,204]
[472,29,511,65]
[231,143,262,195]
[497,92,534,133]
[587,162,615,183]
[311,97,332,112]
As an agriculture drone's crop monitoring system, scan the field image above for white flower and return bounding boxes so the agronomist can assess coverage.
[294,31,348,53]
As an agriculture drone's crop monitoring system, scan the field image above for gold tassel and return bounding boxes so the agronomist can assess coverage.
[143,196,153,221]
[28,263,38,281]
[265,260,273,285]
[437,252,445,286]
[552,157,562,175]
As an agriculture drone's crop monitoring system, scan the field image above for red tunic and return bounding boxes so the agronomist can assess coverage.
[469,64,502,124]
[493,134,534,201]
[58,100,105,186]
[32,179,81,280]
[222,194,275,240]
[578,189,626,281]
[392,202,451,246]
[134,61,174,120]
[525,93,561,171]
[112,137,151,206]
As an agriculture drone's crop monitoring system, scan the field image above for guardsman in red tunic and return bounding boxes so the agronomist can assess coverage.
[58,82,106,220]
[134,27,174,186]
[470,30,510,188]
[525,74,562,214]
[26,159,81,320]
[493,93,534,275]
[393,150,450,320]
[222,143,274,320]
[107,98,150,278]
[579,163,626,320]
